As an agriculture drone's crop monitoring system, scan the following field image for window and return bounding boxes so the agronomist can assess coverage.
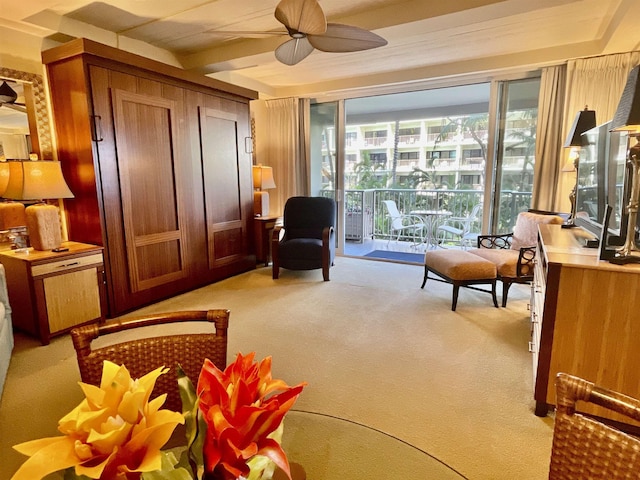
[462,149,483,159]
[399,151,419,160]
[370,152,387,164]
[364,130,387,138]
[461,174,481,185]
[427,150,456,159]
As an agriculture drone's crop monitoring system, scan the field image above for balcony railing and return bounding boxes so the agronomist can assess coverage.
[329,189,533,242]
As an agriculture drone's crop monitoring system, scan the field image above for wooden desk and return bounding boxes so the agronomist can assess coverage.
[254,215,280,266]
[532,224,640,426]
[0,241,106,345]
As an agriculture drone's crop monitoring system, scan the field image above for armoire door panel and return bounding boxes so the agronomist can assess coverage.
[112,88,186,293]
[200,107,247,268]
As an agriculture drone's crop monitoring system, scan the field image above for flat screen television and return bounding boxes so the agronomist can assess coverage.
[575,122,609,235]
[607,127,628,235]
[575,121,629,243]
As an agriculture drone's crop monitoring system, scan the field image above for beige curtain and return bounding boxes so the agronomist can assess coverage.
[554,51,640,211]
[264,97,305,216]
[532,64,566,211]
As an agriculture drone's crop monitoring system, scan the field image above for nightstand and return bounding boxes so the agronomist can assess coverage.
[0,241,107,345]
[254,215,281,266]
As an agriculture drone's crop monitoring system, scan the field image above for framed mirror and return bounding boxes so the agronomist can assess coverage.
[0,67,52,160]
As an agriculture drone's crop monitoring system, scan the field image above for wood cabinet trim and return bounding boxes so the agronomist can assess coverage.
[42,38,258,101]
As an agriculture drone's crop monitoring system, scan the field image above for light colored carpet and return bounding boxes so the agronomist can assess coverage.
[0,256,554,479]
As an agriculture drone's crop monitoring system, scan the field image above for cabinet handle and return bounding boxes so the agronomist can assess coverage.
[91,115,104,142]
[57,261,80,268]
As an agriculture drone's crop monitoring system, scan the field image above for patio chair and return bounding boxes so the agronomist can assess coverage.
[70,309,229,412]
[436,203,482,248]
[548,372,640,479]
[382,200,425,246]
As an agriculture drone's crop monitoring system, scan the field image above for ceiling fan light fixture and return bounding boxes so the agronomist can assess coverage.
[275,37,315,65]
[272,0,387,65]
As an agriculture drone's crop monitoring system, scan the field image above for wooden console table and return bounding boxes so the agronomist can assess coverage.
[531,224,640,425]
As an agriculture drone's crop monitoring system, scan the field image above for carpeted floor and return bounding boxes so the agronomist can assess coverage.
[0,256,554,479]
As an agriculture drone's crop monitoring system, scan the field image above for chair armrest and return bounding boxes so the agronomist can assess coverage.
[516,246,536,277]
[322,226,335,245]
[272,225,284,244]
[404,215,426,226]
[477,233,513,249]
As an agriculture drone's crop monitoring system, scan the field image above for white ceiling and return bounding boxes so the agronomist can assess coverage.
[2,0,640,98]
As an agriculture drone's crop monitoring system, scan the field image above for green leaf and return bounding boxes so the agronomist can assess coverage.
[176,365,206,479]
[62,467,91,480]
[141,451,194,480]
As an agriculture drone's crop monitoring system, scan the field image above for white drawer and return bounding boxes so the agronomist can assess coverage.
[31,253,103,277]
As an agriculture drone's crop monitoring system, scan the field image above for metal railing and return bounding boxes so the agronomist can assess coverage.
[335,189,533,242]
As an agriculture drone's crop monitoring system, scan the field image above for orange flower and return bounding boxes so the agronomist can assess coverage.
[11,361,184,480]
[196,353,305,480]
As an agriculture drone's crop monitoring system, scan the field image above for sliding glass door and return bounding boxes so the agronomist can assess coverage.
[490,78,541,232]
[310,74,541,259]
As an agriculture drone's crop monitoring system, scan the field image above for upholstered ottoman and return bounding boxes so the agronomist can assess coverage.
[422,250,498,311]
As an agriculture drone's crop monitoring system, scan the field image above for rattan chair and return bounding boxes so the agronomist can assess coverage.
[70,310,229,413]
[549,373,640,479]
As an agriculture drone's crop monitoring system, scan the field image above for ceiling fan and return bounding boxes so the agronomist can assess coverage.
[234,0,387,66]
[0,81,26,113]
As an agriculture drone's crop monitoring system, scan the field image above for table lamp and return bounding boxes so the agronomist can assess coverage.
[0,159,27,231]
[562,106,596,227]
[610,65,640,264]
[3,159,74,250]
[253,164,276,217]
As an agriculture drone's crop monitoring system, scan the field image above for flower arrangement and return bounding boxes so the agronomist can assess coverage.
[11,352,306,480]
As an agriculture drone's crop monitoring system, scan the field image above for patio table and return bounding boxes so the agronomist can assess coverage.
[410,209,451,248]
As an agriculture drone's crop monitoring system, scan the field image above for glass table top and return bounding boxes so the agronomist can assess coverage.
[274,410,467,480]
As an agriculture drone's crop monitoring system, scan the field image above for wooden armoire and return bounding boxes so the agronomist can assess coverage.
[42,39,258,316]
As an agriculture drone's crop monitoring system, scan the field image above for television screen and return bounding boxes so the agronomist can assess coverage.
[607,128,628,233]
[576,122,608,228]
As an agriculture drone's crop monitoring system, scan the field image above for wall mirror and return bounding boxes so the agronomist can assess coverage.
[0,67,52,160]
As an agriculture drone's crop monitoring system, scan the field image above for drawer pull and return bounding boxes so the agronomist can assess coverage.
[57,261,80,268]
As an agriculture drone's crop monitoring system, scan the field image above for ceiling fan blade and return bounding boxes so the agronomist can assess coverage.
[275,0,326,35]
[275,37,315,65]
[308,23,387,52]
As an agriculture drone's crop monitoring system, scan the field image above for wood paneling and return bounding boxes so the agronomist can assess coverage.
[111,88,186,292]
[200,106,249,269]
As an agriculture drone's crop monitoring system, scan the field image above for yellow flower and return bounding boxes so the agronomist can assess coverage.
[12,361,185,480]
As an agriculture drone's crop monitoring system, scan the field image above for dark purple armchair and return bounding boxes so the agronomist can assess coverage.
[272,196,336,281]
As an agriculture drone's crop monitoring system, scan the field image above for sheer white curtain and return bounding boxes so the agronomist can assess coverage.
[533,65,566,211]
[554,51,640,210]
[263,97,309,216]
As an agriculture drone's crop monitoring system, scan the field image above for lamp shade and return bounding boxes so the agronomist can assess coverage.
[252,165,276,190]
[0,162,10,196]
[564,107,596,147]
[3,160,74,201]
[611,65,640,132]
